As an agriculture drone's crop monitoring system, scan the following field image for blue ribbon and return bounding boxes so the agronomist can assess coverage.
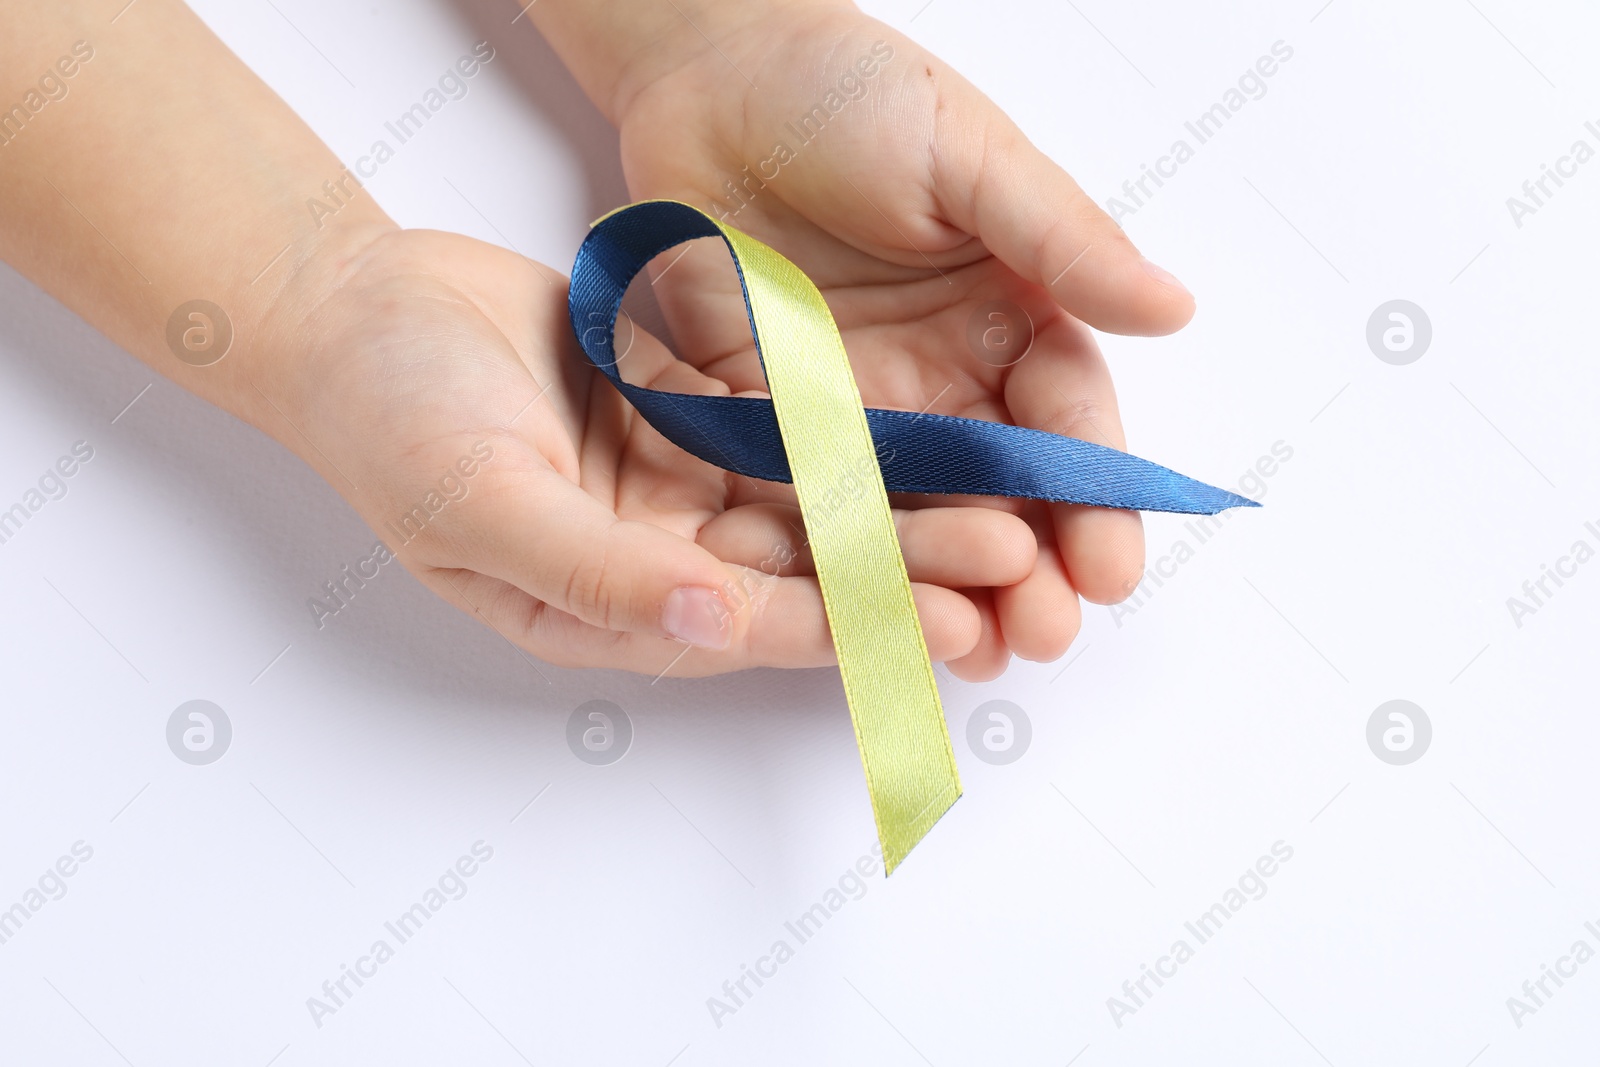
[570,200,1258,516]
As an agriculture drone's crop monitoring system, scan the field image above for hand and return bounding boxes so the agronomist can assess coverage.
[255,227,1034,675]
[609,0,1196,679]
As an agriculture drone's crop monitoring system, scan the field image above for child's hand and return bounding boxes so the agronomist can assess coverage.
[255,227,1035,674]
[596,2,1196,678]
[1,0,1171,681]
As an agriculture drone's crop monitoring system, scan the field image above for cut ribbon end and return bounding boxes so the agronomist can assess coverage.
[880,781,962,877]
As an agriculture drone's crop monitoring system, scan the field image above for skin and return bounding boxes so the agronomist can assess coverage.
[0,0,1190,681]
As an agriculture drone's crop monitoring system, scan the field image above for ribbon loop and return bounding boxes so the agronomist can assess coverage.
[569,200,1256,873]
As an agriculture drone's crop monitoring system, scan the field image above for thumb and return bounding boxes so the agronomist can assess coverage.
[460,467,745,650]
[938,103,1195,336]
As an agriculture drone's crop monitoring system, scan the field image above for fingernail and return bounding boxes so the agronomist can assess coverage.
[1140,257,1190,294]
[663,586,731,650]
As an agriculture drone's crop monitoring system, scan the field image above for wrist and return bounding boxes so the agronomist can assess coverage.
[234,212,398,463]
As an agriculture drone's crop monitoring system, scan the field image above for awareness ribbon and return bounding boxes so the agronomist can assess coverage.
[570,200,1257,874]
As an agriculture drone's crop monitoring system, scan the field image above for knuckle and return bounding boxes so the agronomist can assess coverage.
[561,540,615,628]
[1047,392,1121,447]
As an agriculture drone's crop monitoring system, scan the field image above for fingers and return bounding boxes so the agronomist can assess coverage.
[934,91,1194,336]
[451,462,748,649]
[731,576,978,671]
[1053,505,1145,606]
[695,502,1036,588]
[693,502,811,574]
[706,577,980,671]
[893,505,1035,587]
[423,565,980,676]
[1004,320,1146,604]
[994,522,1082,662]
[687,494,1100,670]
[945,587,1011,681]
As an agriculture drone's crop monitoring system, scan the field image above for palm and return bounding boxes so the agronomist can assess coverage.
[616,9,1042,429]
[281,227,1019,675]
[287,230,683,522]
[612,7,1163,674]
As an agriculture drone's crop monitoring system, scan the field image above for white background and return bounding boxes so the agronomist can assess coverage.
[1,0,1596,1064]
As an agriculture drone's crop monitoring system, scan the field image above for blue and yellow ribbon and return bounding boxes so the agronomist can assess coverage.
[570,201,1255,874]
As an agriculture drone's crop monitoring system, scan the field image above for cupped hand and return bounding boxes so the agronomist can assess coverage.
[255,227,1034,676]
[613,1,1195,679]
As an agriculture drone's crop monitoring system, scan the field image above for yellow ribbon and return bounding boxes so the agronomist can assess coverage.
[580,201,961,873]
[694,214,961,874]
